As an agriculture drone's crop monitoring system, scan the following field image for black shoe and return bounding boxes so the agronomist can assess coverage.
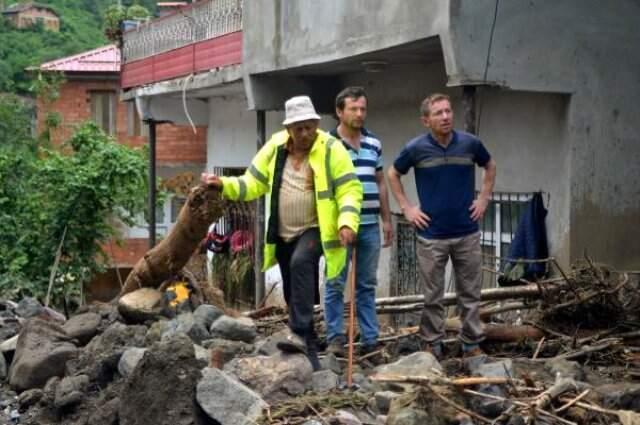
[326,335,346,357]
[359,343,385,366]
[276,332,307,354]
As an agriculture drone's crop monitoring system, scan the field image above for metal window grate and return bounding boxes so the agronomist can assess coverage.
[389,191,538,327]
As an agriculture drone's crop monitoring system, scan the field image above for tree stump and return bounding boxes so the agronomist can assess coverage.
[119,185,225,296]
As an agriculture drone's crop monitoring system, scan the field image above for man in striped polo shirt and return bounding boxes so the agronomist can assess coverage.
[325,87,393,360]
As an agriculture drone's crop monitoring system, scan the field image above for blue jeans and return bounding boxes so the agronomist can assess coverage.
[324,223,380,347]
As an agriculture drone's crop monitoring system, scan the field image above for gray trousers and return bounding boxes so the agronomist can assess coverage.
[417,231,485,345]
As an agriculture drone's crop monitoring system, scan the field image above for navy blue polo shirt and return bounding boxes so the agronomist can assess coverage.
[393,130,491,239]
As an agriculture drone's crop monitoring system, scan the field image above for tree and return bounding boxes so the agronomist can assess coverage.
[0,97,150,307]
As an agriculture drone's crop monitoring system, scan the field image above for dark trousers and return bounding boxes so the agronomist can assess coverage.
[275,227,322,337]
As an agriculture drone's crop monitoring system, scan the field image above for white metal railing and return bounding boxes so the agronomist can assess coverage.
[122,0,242,64]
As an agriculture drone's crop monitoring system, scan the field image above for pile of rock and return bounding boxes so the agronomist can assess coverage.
[1,290,640,425]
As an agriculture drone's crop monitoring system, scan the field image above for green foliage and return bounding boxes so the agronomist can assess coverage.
[210,251,254,307]
[0,0,157,94]
[104,3,151,44]
[0,98,149,306]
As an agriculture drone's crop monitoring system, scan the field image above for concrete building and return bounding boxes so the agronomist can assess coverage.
[2,2,60,31]
[37,44,207,301]
[121,0,640,307]
[242,0,640,275]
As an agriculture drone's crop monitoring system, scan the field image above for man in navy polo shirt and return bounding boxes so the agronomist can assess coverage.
[388,93,496,358]
[324,87,393,362]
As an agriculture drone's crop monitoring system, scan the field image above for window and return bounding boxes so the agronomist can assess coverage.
[90,91,116,135]
[127,102,148,137]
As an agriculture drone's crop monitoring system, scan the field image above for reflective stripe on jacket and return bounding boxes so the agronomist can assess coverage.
[220,129,363,279]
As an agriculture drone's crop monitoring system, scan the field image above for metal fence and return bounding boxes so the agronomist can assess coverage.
[122,0,243,63]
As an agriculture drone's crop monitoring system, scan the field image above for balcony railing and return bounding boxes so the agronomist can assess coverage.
[122,0,242,64]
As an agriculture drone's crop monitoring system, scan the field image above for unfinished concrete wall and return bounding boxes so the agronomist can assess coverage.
[449,0,640,268]
[244,0,640,268]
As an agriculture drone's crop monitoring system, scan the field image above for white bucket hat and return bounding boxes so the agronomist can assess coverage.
[282,95,321,125]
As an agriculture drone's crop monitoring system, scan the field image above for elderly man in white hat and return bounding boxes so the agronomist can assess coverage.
[201,95,363,369]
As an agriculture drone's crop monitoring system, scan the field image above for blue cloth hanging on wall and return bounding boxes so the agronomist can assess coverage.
[499,192,549,285]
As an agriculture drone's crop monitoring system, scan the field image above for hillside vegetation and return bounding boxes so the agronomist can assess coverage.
[0,0,156,93]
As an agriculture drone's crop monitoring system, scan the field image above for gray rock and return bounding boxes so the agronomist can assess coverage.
[8,318,78,392]
[463,353,489,373]
[469,360,515,417]
[374,352,442,392]
[387,408,430,425]
[42,376,60,405]
[202,338,254,364]
[0,335,18,353]
[15,298,43,319]
[352,372,377,392]
[375,351,442,376]
[17,388,43,410]
[144,319,169,345]
[476,359,514,379]
[331,410,362,424]
[210,315,256,343]
[320,353,342,374]
[375,391,402,414]
[118,347,147,377]
[196,367,267,425]
[118,334,205,425]
[302,421,323,425]
[162,312,209,344]
[595,383,640,411]
[544,358,585,381]
[117,288,163,323]
[66,322,147,387]
[88,397,119,425]
[224,351,313,403]
[0,315,21,342]
[193,304,224,329]
[312,369,339,393]
[63,312,101,345]
[254,328,290,355]
[193,344,210,363]
[54,374,89,409]
[0,351,6,380]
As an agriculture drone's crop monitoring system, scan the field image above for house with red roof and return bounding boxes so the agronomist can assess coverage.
[37,44,207,301]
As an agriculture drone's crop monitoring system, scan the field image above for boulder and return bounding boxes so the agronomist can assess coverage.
[0,351,6,380]
[118,347,147,378]
[66,322,147,387]
[201,338,254,364]
[63,312,101,345]
[118,334,205,425]
[118,288,163,323]
[8,318,78,392]
[193,304,224,329]
[312,370,339,393]
[209,316,256,343]
[54,374,89,409]
[15,297,43,319]
[387,408,431,425]
[162,312,209,344]
[196,367,267,425]
[225,352,313,403]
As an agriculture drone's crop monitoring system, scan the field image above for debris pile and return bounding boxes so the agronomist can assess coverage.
[0,260,638,425]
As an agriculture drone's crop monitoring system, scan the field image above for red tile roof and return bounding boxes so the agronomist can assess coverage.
[39,44,120,73]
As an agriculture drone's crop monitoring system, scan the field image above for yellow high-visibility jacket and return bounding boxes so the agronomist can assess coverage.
[220,129,363,279]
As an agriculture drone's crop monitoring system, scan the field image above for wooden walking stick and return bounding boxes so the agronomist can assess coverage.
[347,247,357,388]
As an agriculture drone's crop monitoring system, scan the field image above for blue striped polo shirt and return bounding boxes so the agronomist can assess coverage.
[330,128,383,225]
[393,130,491,239]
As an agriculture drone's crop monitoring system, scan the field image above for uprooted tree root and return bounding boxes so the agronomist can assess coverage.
[531,259,635,336]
